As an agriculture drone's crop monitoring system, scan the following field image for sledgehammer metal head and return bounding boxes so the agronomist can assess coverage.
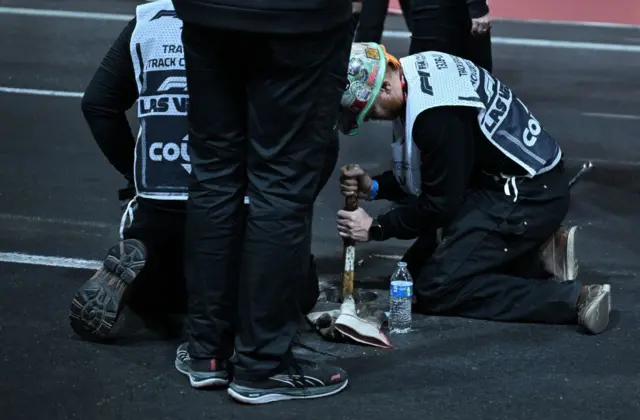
[333,164,393,349]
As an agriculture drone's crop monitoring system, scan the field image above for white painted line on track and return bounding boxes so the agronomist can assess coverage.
[8,84,640,123]
[369,253,403,261]
[582,112,640,121]
[0,252,101,270]
[487,37,640,53]
[3,85,640,134]
[4,6,640,29]
[0,86,83,98]
[384,30,640,52]
[493,18,640,29]
[0,6,639,52]
[0,6,131,21]
[0,213,115,229]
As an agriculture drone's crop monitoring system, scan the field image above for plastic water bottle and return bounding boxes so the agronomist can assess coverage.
[389,261,413,333]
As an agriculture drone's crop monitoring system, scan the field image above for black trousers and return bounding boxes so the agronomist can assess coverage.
[120,196,325,319]
[181,22,351,380]
[122,198,188,317]
[409,0,493,72]
[405,164,582,324]
[354,0,413,43]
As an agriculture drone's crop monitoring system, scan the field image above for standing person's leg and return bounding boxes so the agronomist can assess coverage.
[409,0,469,55]
[175,23,248,388]
[301,17,356,316]
[466,30,493,72]
[415,171,610,333]
[399,0,414,32]
[229,23,351,404]
[354,0,390,42]
[300,131,340,316]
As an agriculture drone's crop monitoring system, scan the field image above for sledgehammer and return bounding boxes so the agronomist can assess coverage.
[334,165,392,348]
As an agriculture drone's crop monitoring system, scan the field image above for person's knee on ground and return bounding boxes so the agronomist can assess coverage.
[412,227,610,335]
[69,238,147,341]
[70,236,187,341]
[126,253,187,338]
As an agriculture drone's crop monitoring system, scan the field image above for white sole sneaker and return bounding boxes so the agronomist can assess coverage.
[564,226,578,281]
[579,284,611,335]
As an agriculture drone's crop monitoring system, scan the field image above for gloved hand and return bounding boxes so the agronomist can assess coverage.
[340,164,373,200]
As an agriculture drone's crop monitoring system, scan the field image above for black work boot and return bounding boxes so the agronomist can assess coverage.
[174,342,230,388]
[227,356,348,405]
[540,225,578,281]
[69,239,147,340]
[577,284,612,335]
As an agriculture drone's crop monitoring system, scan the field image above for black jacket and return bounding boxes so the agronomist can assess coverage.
[172,0,352,34]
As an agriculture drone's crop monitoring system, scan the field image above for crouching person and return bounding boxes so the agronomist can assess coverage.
[336,43,611,334]
[69,0,322,341]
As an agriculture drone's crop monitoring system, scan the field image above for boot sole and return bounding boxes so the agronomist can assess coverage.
[227,380,348,405]
[565,226,578,281]
[580,284,611,335]
[174,360,229,388]
[174,345,229,388]
[69,239,147,340]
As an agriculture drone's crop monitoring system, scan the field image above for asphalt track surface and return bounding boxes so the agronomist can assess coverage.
[1,2,640,419]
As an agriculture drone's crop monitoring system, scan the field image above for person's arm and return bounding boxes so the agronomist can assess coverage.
[81,18,138,182]
[376,107,475,240]
[466,0,489,19]
[370,170,408,202]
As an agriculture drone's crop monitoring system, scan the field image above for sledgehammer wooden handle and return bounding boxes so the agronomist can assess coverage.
[345,195,358,212]
[343,164,360,213]
[341,165,359,299]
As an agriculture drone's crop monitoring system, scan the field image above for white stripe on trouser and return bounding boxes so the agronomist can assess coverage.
[119,197,138,240]
[501,174,520,202]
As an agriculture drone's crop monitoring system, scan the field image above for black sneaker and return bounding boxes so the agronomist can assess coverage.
[69,239,147,340]
[175,342,230,388]
[227,358,348,404]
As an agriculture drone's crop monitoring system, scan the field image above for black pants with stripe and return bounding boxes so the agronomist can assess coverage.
[405,164,582,324]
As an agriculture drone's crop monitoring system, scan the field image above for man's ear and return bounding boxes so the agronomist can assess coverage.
[379,80,392,95]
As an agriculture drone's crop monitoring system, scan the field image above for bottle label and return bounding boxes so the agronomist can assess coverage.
[390,282,413,298]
